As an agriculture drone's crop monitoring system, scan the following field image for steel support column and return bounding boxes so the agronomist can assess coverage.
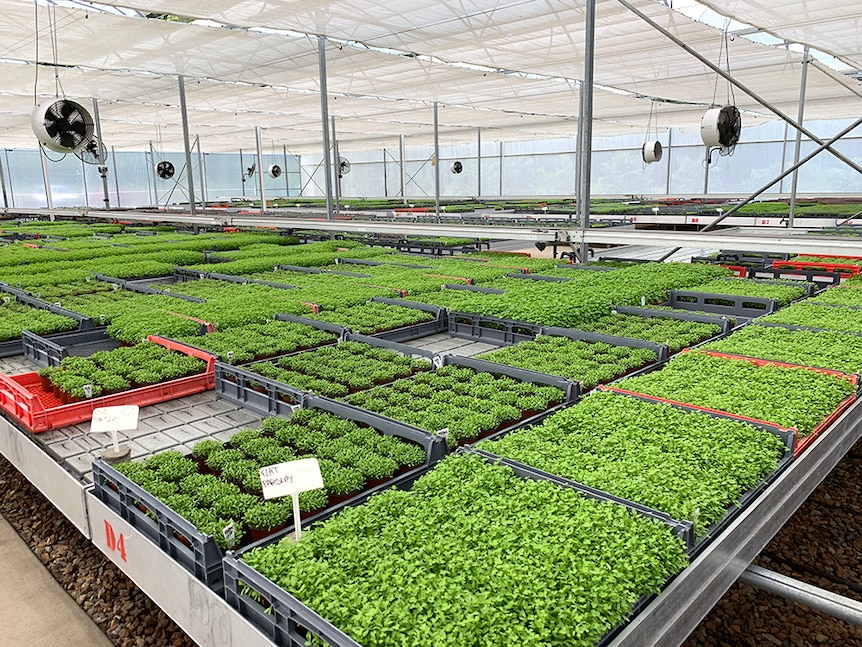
[177,75,196,217]
[91,98,110,209]
[0,151,8,210]
[196,135,207,205]
[255,126,266,212]
[81,157,89,208]
[433,102,440,217]
[399,134,407,203]
[318,36,334,222]
[578,0,596,263]
[39,146,53,209]
[110,146,121,208]
[4,150,14,208]
[283,146,290,197]
[477,127,482,198]
[149,141,159,207]
[788,46,811,228]
[331,117,340,216]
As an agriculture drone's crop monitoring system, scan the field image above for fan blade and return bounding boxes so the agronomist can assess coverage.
[60,101,79,120]
[45,122,60,138]
[68,120,87,135]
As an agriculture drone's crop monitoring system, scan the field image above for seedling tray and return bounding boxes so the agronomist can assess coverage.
[0,336,215,433]
[22,328,120,367]
[613,305,733,335]
[91,397,446,595]
[222,447,684,647]
[367,297,448,341]
[503,273,570,283]
[93,273,205,303]
[448,312,540,345]
[216,335,435,417]
[666,290,777,318]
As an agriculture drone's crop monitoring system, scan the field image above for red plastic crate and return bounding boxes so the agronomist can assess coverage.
[795,393,858,456]
[0,336,216,433]
[772,260,861,276]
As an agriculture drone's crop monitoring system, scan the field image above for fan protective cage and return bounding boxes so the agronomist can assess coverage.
[156,160,175,180]
[32,99,95,153]
[700,106,742,149]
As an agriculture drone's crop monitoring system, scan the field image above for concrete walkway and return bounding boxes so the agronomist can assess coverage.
[0,515,113,647]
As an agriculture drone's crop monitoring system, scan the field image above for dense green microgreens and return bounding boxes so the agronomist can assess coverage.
[344,365,565,446]
[241,453,689,647]
[308,301,434,334]
[808,286,862,308]
[0,299,78,342]
[248,342,431,397]
[616,351,855,435]
[47,341,204,396]
[477,336,657,389]
[478,392,785,534]
[702,324,862,374]
[111,408,426,546]
[681,278,806,306]
[177,321,336,363]
[758,302,862,334]
[576,313,721,353]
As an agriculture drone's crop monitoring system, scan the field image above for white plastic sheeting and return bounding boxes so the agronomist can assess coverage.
[0,0,857,152]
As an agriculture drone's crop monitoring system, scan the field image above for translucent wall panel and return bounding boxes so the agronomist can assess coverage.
[668,145,707,195]
[593,149,668,195]
[707,141,784,194]
[502,152,576,196]
[7,150,49,208]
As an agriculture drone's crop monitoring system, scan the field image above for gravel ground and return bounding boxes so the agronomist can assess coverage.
[1,440,861,647]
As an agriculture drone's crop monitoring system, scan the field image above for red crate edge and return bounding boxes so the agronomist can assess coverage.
[691,349,860,385]
[794,393,858,457]
[0,338,216,433]
[597,385,798,434]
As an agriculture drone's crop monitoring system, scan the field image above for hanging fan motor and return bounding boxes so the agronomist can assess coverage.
[338,156,351,178]
[156,160,175,180]
[247,163,256,178]
[450,160,463,174]
[32,99,95,153]
[267,164,282,179]
[701,106,742,151]
[75,138,106,165]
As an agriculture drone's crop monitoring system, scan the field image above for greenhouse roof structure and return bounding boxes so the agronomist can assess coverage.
[0,0,859,152]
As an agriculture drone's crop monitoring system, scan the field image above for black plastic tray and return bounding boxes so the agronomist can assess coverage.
[749,266,842,287]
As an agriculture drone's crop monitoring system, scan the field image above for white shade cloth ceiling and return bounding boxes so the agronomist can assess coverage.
[0,0,857,152]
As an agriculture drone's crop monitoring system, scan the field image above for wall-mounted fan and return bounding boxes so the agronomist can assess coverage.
[338,156,351,178]
[75,138,106,165]
[246,163,256,177]
[450,160,463,174]
[32,99,95,153]
[156,160,175,180]
[701,106,742,153]
[267,164,282,179]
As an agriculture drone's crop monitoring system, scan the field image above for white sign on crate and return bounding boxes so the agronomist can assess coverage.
[260,458,324,541]
[260,458,323,500]
[91,405,140,433]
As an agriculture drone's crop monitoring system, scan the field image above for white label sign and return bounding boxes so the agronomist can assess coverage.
[260,458,323,500]
[90,405,140,433]
[222,522,236,545]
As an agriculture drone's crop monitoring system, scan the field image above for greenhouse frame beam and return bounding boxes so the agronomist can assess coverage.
[318,36,334,222]
[255,126,266,212]
[177,75,196,218]
[616,0,862,178]
[788,46,811,228]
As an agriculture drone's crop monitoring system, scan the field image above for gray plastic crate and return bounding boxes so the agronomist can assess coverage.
[613,305,733,335]
[442,283,503,294]
[22,329,120,366]
[368,297,448,341]
[91,458,227,592]
[666,290,777,318]
[448,312,540,345]
[540,325,669,362]
[503,273,570,282]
